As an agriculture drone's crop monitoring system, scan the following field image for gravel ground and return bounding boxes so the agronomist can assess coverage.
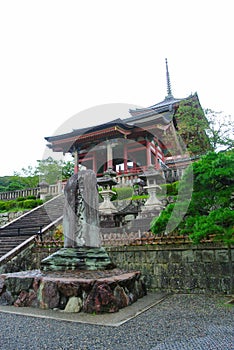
[0,294,233,350]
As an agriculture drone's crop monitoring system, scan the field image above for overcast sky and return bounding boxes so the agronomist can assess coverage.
[0,0,233,176]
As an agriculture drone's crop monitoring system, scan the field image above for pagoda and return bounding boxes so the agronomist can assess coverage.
[45,59,210,185]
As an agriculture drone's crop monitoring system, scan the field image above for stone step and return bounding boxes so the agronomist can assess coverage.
[0,194,64,261]
[0,242,27,248]
[0,237,27,241]
[0,239,29,245]
[0,248,16,253]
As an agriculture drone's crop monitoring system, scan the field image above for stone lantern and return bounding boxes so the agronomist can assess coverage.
[139,166,164,217]
[38,179,49,200]
[97,169,118,215]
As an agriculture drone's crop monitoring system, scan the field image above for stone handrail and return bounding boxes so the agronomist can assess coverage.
[0,216,63,266]
[0,188,39,201]
[0,181,67,201]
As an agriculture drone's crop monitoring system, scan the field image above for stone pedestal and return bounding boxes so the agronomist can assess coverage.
[99,190,117,214]
[41,247,115,272]
[138,166,164,219]
[0,269,147,314]
[140,184,163,218]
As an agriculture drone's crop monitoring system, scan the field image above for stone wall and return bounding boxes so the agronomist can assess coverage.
[106,244,234,294]
[0,246,58,274]
[0,211,27,226]
[1,243,233,294]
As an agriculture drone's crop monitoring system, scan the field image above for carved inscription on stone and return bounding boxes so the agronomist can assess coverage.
[63,170,101,248]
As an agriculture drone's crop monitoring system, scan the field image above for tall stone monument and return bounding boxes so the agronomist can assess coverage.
[41,170,115,271]
[63,170,101,248]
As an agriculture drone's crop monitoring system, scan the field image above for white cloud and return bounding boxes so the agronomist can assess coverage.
[0,0,233,175]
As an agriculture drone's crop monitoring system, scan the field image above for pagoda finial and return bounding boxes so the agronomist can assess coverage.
[165,58,173,99]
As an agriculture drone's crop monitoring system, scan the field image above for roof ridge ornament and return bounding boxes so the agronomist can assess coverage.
[165,58,173,99]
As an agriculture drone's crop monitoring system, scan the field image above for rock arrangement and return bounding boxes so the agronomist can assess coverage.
[0,269,146,313]
[0,171,147,314]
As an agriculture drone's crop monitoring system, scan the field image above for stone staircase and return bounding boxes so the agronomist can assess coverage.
[0,194,64,259]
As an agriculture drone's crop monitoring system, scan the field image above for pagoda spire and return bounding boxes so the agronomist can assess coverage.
[165,58,173,99]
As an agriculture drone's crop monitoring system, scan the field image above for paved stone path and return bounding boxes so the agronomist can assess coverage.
[0,294,233,349]
[151,324,233,350]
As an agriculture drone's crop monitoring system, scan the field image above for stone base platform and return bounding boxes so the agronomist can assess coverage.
[41,247,116,272]
[0,268,147,314]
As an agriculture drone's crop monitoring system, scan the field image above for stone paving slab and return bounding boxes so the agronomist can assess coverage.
[0,292,168,327]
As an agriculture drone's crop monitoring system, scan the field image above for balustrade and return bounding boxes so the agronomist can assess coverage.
[0,188,39,201]
[0,181,66,201]
[0,168,184,202]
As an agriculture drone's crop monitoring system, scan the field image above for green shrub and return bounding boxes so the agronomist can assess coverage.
[113,187,133,200]
[16,196,25,202]
[0,201,6,211]
[26,195,37,200]
[22,199,41,209]
[4,201,17,211]
[188,208,234,244]
[17,200,25,208]
[36,199,43,206]
[161,182,179,196]
[131,194,149,201]
[98,186,133,201]
[0,200,18,211]
[110,188,117,201]
[150,203,175,235]
[0,198,43,212]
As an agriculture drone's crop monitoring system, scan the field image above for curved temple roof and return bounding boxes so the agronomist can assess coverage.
[44,94,196,154]
[45,59,201,154]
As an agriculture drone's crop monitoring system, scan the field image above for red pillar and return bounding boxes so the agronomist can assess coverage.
[153,142,160,170]
[92,152,97,174]
[146,140,151,167]
[124,143,128,173]
[74,150,79,174]
[107,141,113,169]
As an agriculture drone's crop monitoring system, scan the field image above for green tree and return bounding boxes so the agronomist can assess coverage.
[62,160,74,179]
[174,97,212,155]
[36,157,64,185]
[6,180,25,191]
[151,151,234,243]
[0,159,74,192]
[205,109,234,151]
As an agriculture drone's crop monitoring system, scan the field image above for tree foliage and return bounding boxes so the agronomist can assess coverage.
[151,151,234,244]
[175,98,212,155]
[205,109,234,151]
[0,158,75,192]
[0,175,39,192]
[36,157,64,185]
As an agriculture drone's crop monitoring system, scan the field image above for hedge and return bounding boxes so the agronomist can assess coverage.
[0,198,43,212]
